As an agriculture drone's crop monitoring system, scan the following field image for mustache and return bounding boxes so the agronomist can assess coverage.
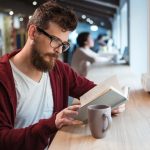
[44,53,59,59]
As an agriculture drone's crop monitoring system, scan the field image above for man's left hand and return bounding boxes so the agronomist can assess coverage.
[111,104,126,115]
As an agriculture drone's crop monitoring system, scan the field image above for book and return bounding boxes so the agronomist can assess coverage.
[74,75,129,122]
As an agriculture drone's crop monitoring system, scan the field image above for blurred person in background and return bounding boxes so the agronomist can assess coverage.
[71,32,112,76]
[92,34,107,53]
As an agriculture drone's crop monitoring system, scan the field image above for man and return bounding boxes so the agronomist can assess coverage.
[0,1,125,150]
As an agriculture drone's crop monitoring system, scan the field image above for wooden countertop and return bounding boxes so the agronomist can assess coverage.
[49,65,150,150]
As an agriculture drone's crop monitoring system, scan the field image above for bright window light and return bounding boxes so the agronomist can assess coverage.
[69,30,78,44]
[19,17,24,22]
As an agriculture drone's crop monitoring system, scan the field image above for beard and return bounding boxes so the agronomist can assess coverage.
[31,48,59,72]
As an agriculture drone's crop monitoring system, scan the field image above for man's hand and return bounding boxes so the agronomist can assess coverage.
[111,104,126,115]
[55,105,82,129]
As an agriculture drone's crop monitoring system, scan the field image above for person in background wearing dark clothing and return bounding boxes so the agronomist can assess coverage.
[92,34,107,53]
[0,1,125,150]
[62,39,75,64]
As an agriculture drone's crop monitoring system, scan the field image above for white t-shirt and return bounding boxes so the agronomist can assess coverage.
[9,60,54,129]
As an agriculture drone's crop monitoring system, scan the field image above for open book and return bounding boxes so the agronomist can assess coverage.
[74,75,129,122]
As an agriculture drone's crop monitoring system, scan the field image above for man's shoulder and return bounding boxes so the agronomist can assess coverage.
[55,59,71,70]
[0,53,10,73]
[52,59,76,78]
[0,52,14,85]
[0,50,19,65]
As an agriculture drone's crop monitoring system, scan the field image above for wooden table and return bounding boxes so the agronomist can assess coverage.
[49,65,150,150]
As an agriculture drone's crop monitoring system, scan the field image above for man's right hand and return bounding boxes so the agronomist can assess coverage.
[55,104,82,129]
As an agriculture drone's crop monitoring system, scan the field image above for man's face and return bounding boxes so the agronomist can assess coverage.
[31,22,70,72]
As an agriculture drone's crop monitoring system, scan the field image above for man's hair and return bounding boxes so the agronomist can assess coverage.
[27,0,78,31]
[77,32,90,47]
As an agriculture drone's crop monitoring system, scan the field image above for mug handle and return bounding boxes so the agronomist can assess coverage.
[102,114,112,132]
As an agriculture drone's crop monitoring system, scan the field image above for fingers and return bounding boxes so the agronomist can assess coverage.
[55,104,82,129]
[56,118,73,128]
[72,98,81,105]
[68,105,81,111]
[62,105,81,117]
[57,118,83,129]
[119,103,125,108]
[62,109,78,117]
[112,104,126,115]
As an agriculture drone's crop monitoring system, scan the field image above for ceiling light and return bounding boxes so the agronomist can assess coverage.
[90,25,98,31]
[89,20,94,24]
[100,22,105,26]
[86,18,91,23]
[82,15,86,19]
[9,11,14,16]
[29,15,32,19]
[32,1,37,6]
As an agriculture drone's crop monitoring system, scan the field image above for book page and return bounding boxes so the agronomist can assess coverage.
[121,86,129,98]
[98,75,122,92]
[80,75,122,106]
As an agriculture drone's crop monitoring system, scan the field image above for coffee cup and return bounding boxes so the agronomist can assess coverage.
[88,104,112,139]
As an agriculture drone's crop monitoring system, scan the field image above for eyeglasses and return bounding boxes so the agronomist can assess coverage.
[37,27,70,52]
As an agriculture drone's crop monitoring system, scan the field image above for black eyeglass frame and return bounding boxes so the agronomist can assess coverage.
[36,27,70,52]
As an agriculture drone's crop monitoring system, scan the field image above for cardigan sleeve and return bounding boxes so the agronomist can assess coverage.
[59,62,96,98]
[0,85,58,150]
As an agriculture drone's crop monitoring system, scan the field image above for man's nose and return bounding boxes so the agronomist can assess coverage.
[54,46,63,54]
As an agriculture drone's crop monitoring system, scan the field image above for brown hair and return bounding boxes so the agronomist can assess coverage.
[27,0,78,31]
[77,32,90,47]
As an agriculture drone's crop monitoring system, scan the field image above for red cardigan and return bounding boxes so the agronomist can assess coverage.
[0,50,96,150]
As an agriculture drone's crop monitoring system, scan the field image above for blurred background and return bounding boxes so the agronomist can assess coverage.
[0,0,149,79]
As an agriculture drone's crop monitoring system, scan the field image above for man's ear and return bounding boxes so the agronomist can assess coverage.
[28,25,37,40]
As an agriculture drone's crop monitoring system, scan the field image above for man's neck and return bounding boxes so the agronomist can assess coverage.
[10,48,43,82]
